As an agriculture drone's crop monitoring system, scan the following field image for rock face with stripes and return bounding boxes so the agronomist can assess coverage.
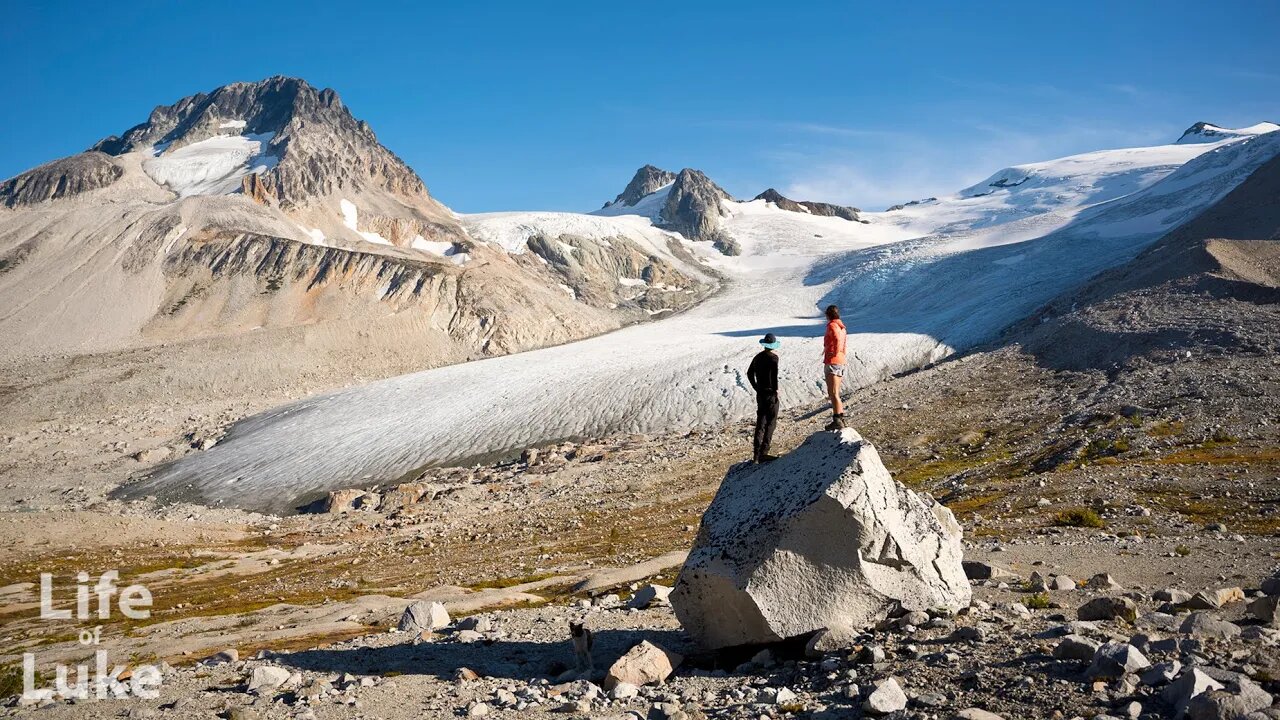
[671,428,969,650]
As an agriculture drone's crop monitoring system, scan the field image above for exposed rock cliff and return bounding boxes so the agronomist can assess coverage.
[754,188,860,221]
[0,152,123,208]
[661,169,740,255]
[604,164,675,208]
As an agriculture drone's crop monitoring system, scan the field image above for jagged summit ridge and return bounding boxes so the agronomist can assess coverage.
[661,168,739,254]
[604,164,676,208]
[754,188,861,221]
[597,165,867,256]
[89,76,434,209]
[1176,120,1279,145]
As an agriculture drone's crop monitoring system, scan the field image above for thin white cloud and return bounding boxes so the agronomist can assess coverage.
[771,121,1176,210]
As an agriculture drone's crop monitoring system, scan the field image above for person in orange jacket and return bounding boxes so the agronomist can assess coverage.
[822,304,847,430]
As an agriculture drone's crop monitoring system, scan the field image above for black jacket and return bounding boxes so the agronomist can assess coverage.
[747,350,779,395]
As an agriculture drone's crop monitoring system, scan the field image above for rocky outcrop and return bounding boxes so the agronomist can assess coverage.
[0,152,123,208]
[240,172,274,206]
[754,188,860,221]
[604,165,676,208]
[661,169,739,255]
[523,232,702,314]
[670,428,970,650]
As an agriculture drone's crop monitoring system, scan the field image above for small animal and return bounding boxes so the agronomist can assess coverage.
[570,621,594,672]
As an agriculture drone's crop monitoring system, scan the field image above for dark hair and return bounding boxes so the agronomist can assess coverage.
[825,304,840,320]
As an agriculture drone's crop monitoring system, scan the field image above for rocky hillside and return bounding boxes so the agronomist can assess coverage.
[1013,149,1280,372]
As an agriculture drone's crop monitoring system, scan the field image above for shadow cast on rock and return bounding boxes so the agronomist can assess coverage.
[278,628,689,681]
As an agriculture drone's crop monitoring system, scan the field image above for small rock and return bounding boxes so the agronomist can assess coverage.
[1140,660,1182,686]
[805,623,858,658]
[1185,677,1273,719]
[629,584,673,609]
[200,648,238,666]
[772,687,798,705]
[1086,573,1123,591]
[131,446,171,463]
[1087,642,1150,678]
[857,644,887,663]
[247,665,291,693]
[1155,588,1193,604]
[955,710,1005,720]
[1163,669,1225,718]
[863,677,907,715]
[1053,634,1101,661]
[323,488,378,513]
[1049,575,1077,591]
[1183,588,1244,610]
[1247,595,1280,628]
[456,616,492,632]
[399,601,450,634]
[609,682,639,700]
[1179,612,1241,641]
[962,561,1016,581]
[1078,597,1138,623]
[1260,573,1280,596]
[604,641,682,689]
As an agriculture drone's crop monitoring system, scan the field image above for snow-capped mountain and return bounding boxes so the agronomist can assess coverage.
[1175,120,1279,145]
[593,164,866,256]
[0,77,714,368]
[121,123,1280,513]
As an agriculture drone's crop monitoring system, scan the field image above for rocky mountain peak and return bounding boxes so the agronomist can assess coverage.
[663,169,739,255]
[88,76,435,210]
[753,188,860,221]
[1177,122,1228,144]
[604,164,677,208]
[1175,120,1280,146]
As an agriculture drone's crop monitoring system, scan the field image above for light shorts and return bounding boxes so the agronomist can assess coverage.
[824,363,845,378]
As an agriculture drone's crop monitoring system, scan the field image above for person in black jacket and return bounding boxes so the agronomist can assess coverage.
[747,333,781,463]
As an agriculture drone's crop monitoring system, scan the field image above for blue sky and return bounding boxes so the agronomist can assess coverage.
[3,1,1278,211]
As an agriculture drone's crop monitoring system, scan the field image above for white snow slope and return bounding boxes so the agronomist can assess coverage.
[126,127,1280,513]
[143,133,277,197]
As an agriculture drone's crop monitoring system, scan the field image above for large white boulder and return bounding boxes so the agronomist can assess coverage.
[671,429,969,649]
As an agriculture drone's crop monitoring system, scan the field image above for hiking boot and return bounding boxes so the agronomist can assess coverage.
[759,454,779,463]
[824,414,846,431]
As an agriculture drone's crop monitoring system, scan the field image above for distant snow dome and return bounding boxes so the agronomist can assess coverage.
[143,133,277,197]
[1176,121,1280,145]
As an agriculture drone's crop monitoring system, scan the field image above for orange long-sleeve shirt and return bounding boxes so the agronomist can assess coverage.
[823,318,847,365]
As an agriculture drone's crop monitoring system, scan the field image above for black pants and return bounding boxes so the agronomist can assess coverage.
[753,392,779,460]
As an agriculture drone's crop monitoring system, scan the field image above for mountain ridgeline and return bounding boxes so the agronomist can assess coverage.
[598,165,862,256]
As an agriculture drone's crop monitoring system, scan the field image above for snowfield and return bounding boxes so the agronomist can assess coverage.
[125,126,1280,513]
[142,133,277,197]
